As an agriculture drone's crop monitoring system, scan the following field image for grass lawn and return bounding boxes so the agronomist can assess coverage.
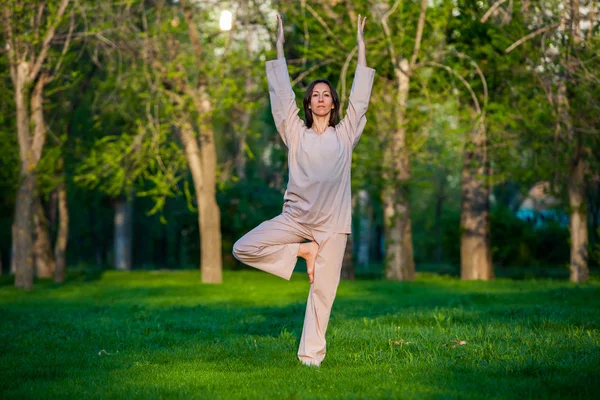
[1,269,599,399]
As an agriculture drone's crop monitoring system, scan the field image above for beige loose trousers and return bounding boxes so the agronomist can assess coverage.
[232,213,347,366]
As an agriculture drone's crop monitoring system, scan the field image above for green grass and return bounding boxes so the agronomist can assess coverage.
[1,269,599,399]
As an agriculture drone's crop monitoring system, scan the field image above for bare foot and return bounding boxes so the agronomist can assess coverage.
[298,241,319,284]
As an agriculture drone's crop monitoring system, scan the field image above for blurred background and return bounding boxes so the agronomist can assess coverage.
[1,0,598,288]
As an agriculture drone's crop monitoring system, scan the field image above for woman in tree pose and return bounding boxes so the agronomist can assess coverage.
[233,13,375,367]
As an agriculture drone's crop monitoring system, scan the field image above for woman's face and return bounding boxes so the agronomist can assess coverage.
[309,82,334,117]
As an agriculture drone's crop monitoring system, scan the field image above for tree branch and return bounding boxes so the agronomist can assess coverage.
[179,0,205,83]
[426,61,481,114]
[410,0,428,69]
[33,3,45,46]
[339,45,359,111]
[480,0,508,23]
[52,10,75,79]
[505,23,560,53]
[30,72,50,165]
[370,0,405,75]
[2,5,18,83]
[301,0,309,69]
[453,51,488,109]
[292,60,333,86]
[305,2,347,50]
[29,0,70,81]
[383,0,403,21]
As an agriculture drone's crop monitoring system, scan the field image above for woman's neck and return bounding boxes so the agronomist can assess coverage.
[312,115,330,135]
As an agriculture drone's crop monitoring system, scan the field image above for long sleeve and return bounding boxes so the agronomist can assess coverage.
[266,58,305,147]
[337,64,376,149]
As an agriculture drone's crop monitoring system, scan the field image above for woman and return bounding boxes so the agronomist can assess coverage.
[233,13,375,367]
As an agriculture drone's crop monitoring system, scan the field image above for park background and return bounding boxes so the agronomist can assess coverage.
[1,0,599,398]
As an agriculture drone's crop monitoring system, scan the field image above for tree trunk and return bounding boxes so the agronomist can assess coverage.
[587,178,599,259]
[30,71,54,279]
[460,117,494,280]
[114,193,133,270]
[54,175,69,283]
[383,185,415,280]
[178,0,223,283]
[10,223,17,275]
[179,122,222,283]
[568,155,589,281]
[14,173,36,289]
[341,233,355,280]
[33,198,55,278]
[4,0,70,290]
[356,189,372,269]
[383,60,415,281]
[13,63,35,290]
[199,124,223,284]
[563,0,589,282]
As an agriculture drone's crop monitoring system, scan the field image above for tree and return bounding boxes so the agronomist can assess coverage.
[371,0,429,281]
[486,0,600,281]
[3,0,73,289]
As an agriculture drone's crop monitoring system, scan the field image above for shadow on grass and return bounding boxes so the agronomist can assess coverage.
[0,266,105,288]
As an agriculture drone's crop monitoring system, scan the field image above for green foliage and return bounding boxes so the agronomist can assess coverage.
[1,0,599,274]
[490,206,569,267]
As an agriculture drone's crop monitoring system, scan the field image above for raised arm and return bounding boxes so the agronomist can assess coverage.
[266,14,304,148]
[338,15,375,149]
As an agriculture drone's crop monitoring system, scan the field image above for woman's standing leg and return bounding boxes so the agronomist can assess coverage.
[297,231,348,366]
[232,213,312,280]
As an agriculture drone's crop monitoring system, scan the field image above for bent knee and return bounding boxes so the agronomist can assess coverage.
[232,238,249,259]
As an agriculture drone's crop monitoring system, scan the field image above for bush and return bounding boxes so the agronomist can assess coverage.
[490,206,569,267]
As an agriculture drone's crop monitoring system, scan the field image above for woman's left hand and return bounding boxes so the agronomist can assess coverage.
[357,14,367,45]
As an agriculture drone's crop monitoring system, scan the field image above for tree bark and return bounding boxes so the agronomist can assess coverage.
[356,189,372,268]
[179,122,223,283]
[587,179,600,258]
[10,223,17,275]
[30,71,54,279]
[568,156,589,281]
[14,173,36,290]
[341,192,357,280]
[54,174,69,283]
[198,123,223,284]
[460,117,494,280]
[341,233,355,280]
[13,63,36,290]
[34,198,55,278]
[383,59,415,281]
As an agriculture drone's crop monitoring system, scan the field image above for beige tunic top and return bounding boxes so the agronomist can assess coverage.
[266,58,375,234]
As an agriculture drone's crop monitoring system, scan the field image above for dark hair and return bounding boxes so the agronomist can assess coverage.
[303,79,340,128]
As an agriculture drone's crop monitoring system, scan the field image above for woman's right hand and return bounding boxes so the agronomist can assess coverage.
[276,13,285,59]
